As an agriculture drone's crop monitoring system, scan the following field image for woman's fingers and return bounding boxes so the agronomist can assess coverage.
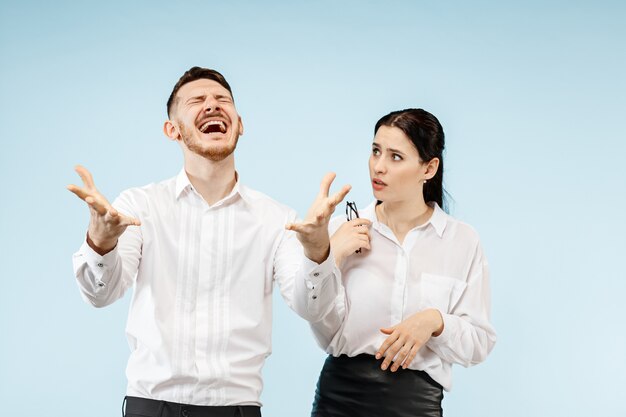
[348,218,372,228]
[402,345,420,370]
[391,343,413,372]
[376,328,398,359]
[380,337,405,371]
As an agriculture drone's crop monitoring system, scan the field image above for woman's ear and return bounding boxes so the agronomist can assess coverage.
[424,157,440,180]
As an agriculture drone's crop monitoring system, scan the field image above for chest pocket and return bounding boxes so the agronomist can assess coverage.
[415,273,467,313]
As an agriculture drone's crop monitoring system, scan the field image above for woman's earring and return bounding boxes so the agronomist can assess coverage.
[423,180,427,184]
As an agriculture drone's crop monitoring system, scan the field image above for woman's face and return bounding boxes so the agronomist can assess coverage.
[369,125,434,204]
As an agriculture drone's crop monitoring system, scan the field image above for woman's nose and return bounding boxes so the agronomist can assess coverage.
[374,159,386,174]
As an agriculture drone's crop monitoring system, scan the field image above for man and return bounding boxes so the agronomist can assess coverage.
[68,67,349,417]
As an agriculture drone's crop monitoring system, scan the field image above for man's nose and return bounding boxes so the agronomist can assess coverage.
[204,97,220,113]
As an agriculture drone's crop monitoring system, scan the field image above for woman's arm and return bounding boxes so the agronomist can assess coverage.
[376,242,496,371]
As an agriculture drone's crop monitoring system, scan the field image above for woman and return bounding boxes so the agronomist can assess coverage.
[302,109,496,417]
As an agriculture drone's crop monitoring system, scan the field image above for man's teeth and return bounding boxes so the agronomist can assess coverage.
[200,120,226,133]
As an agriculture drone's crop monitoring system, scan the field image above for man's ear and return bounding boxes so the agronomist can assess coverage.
[237,116,244,136]
[163,120,180,141]
[424,157,440,180]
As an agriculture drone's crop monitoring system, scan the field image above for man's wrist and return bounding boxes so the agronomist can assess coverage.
[304,245,330,264]
[86,232,117,256]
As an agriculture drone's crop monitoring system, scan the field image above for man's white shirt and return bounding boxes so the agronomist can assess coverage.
[73,169,333,406]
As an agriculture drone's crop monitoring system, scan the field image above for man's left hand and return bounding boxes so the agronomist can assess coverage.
[286,172,351,263]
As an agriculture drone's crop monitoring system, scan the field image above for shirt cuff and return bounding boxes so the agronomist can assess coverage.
[303,251,337,287]
[427,312,456,347]
[76,239,119,289]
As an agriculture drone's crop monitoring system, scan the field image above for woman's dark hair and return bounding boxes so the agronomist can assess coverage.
[374,108,448,211]
[166,66,233,118]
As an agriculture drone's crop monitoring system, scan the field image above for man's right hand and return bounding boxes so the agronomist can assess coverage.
[67,165,141,255]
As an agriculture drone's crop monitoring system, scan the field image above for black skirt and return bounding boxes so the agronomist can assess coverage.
[311,354,443,417]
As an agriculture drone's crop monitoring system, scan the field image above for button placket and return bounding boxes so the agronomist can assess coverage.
[390,247,408,323]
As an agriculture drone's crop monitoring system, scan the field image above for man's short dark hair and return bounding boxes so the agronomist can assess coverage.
[166,67,233,118]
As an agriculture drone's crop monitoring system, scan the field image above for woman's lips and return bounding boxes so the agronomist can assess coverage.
[372,178,386,191]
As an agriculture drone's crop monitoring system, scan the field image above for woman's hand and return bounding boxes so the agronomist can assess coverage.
[376,309,444,372]
[330,218,372,266]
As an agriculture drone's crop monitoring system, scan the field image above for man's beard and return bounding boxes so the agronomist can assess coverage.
[179,124,238,162]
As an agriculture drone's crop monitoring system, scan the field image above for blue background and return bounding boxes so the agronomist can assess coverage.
[1,1,625,416]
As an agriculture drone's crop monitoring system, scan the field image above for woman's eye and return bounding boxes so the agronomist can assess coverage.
[372,148,380,156]
[392,154,403,161]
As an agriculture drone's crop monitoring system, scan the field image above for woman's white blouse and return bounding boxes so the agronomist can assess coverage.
[295,201,496,391]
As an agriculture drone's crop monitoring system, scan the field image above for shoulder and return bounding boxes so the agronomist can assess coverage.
[113,176,177,212]
[441,212,485,258]
[239,184,297,223]
[445,215,481,243]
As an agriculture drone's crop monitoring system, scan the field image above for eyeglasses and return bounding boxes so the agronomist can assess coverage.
[345,201,361,253]
[346,201,359,221]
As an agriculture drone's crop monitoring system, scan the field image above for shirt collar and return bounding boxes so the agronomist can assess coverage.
[361,200,448,238]
[428,202,447,238]
[175,168,251,206]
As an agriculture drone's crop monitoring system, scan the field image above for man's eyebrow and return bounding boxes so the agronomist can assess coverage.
[215,94,232,100]
[185,95,206,103]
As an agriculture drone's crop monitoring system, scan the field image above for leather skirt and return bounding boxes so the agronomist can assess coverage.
[311,354,443,417]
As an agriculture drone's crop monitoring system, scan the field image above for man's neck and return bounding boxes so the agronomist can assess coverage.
[184,153,237,206]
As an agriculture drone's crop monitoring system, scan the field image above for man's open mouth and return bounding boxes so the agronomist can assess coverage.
[199,119,227,134]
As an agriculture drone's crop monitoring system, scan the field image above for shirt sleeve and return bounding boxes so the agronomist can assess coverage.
[71,191,143,308]
[425,242,496,367]
[273,213,347,350]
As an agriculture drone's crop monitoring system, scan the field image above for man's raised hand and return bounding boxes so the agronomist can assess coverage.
[67,165,140,255]
[286,173,351,263]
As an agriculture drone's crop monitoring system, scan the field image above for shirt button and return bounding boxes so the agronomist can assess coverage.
[313,272,320,277]
[96,263,104,268]
[181,409,189,417]
[97,281,105,287]
[312,295,317,300]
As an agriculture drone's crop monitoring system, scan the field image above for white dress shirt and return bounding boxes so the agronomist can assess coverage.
[72,169,333,406]
[294,201,496,391]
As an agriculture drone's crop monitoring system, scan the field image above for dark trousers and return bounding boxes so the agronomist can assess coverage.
[311,354,444,417]
[123,396,261,417]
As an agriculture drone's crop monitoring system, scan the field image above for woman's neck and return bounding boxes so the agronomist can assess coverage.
[376,198,433,245]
